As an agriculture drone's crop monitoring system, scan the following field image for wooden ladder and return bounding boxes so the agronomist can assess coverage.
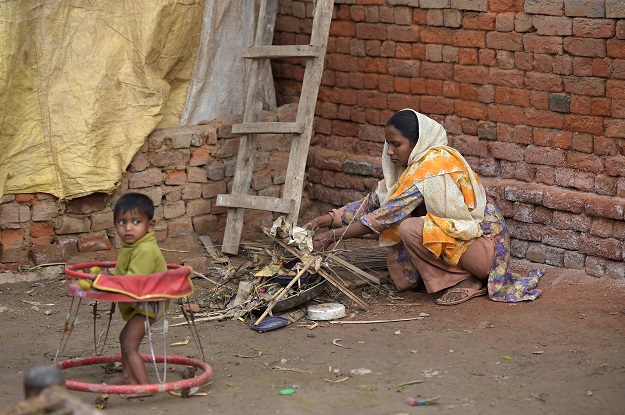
[217,0,335,255]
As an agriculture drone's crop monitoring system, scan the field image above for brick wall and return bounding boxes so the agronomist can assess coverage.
[272,0,625,278]
[0,105,300,271]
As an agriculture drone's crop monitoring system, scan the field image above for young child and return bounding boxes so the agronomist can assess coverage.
[110,192,167,397]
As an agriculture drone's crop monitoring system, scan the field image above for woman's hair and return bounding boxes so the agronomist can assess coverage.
[386,110,419,145]
[113,192,155,220]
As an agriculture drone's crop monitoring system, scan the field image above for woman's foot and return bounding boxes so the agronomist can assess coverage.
[436,276,487,306]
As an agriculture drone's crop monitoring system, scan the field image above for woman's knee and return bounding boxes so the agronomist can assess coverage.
[398,217,425,241]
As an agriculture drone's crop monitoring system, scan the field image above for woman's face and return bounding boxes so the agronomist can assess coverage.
[385,125,415,166]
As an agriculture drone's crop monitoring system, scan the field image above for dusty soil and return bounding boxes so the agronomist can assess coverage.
[0,235,624,415]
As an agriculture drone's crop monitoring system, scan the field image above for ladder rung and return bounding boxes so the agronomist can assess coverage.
[244,45,321,59]
[232,122,303,135]
[216,194,295,214]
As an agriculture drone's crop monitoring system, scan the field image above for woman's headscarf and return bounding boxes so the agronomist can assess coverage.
[376,109,486,266]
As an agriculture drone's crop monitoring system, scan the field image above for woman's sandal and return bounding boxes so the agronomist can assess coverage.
[436,287,487,306]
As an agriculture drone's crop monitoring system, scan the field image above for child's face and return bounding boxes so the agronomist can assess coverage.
[114,209,155,245]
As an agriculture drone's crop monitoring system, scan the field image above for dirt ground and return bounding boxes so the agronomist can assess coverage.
[0,235,624,415]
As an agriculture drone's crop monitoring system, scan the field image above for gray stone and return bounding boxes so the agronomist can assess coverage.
[549,93,571,113]
[343,160,374,176]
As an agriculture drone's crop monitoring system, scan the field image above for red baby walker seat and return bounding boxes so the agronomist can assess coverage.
[54,262,211,397]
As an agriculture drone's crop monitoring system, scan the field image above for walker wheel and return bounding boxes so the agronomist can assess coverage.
[55,354,212,395]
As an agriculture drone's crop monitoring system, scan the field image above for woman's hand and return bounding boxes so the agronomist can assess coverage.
[312,229,335,251]
[303,213,332,230]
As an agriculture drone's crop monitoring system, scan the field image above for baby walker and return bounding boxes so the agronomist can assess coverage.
[53,262,212,397]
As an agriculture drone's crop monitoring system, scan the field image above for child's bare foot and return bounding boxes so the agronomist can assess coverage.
[105,376,134,386]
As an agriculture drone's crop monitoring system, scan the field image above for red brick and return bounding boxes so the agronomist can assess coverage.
[533,16,572,36]
[387,25,419,42]
[525,72,563,91]
[523,34,563,54]
[563,37,606,58]
[478,84,496,103]
[591,58,612,78]
[357,90,387,109]
[486,32,523,51]
[488,104,525,124]
[478,12,497,30]
[607,39,625,58]
[534,54,555,72]
[553,54,574,75]
[30,223,55,245]
[542,228,579,250]
[507,219,544,241]
[613,99,625,117]
[525,109,564,128]
[514,51,534,70]
[495,87,530,106]
[543,189,586,213]
[419,96,453,114]
[573,18,616,38]
[359,57,389,73]
[488,68,524,87]
[513,125,533,144]
[393,77,411,93]
[420,27,454,44]
[489,141,524,161]
[570,95,591,114]
[443,81,461,97]
[590,217,615,238]
[605,156,625,176]
[553,211,591,232]
[526,145,566,166]
[458,48,478,64]
[66,193,108,215]
[356,23,386,40]
[1,228,25,248]
[454,65,489,84]
[15,194,35,203]
[420,62,453,79]
[525,0,564,16]
[396,43,412,59]
[190,148,211,167]
[564,115,604,135]
[594,137,620,156]
[327,54,358,72]
[454,100,488,119]
[78,234,113,252]
[479,48,497,66]
[459,84,478,100]
[489,0,521,12]
[167,217,195,238]
[564,76,606,96]
[578,235,622,260]
[567,151,603,173]
[452,29,486,48]
[453,136,490,157]
[571,134,594,153]
[605,119,625,138]
[606,79,625,98]
[330,21,357,37]
[590,98,610,116]
[530,91,550,109]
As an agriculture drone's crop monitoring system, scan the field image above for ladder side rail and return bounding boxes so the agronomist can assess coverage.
[220,0,279,254]
[282,0,335,222]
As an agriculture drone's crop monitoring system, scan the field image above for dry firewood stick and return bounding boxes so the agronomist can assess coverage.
[254,257,316,326]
